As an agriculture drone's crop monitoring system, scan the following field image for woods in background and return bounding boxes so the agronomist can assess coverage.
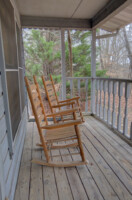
[23,25,132,85]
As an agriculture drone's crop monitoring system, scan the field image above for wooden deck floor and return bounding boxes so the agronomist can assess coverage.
[14,116,132,200]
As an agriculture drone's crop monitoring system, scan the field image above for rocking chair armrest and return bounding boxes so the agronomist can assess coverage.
[58,97,80,104]
[46,108,78,117]
[41,119,82,130]
[52,102,75,108]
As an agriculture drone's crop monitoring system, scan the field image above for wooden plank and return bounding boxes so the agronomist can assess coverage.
[42,157,59,200]
[51,148,73,200]
[84,122,132,194]
[68,146,104,200]
[60,146,88,200]
[29,123,44,200]
[78,138,119,200]
[14,122,33,200]
[86,118,132,177]
[81,125,132,200]
[88,117,132,163]
[90,116,132,155]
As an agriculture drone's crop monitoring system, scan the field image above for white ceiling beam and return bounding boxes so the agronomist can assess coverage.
[91,0,130,28]
[21,15,91,29]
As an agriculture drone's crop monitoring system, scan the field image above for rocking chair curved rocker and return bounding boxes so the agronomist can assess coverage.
[25,76,87,167]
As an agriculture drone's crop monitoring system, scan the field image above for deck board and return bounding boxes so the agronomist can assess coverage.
[14,116,132,200]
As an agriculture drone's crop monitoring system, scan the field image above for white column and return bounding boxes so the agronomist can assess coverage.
[61,29,66,100]
[91,29,96,114]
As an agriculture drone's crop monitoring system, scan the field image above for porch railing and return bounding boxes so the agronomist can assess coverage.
[66,77,132,140]
[66,77,91,113]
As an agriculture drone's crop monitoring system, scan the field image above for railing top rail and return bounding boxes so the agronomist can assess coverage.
[66,77,132,83]
[94,77,132,83]
[66,77,91,80]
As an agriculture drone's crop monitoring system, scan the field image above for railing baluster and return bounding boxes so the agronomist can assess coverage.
[85,79,88,112]
[130,122,132,140]
[123,82,131,136]
[96,80,99,116]
[70,79,73,98]
[117,82,123,132]
[112,81,117,128]
[78,79,80,96]
[103,80,107,121]
[107,81,112,125]
[99,80,103,118]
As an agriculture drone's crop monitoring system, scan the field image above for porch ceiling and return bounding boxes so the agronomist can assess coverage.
[15,0,132,31]
[15,0,109,19]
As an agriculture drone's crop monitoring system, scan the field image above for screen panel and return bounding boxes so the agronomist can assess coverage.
[19,69,26,111]
[16,24,23,68]
[0,0,18,69]
[6,71,21,139]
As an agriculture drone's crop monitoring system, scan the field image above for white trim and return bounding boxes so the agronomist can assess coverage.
[15,22,22,116]
[5,69,18,72]
[91,29,96,114]
[61,29,66,100]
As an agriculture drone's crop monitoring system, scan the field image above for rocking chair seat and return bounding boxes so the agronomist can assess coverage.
[45,125,76,141]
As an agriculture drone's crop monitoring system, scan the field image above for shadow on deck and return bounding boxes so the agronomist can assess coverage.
[14,116,132,200]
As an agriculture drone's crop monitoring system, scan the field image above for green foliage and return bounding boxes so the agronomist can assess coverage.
[24,29,61,83]
[66,30,107,79]
[66,81,70,91]
[52,74,61,83]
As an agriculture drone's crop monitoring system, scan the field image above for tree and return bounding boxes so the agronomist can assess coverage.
[23,29,61,84]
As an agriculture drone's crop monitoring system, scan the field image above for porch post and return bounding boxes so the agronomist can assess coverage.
[91,29,96,114]
[61,29,66,100]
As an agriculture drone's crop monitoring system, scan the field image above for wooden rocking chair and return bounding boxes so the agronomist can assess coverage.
[25,76,87,167]
[42,75,84,122]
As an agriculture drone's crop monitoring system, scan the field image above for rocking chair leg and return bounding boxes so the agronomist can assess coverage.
[75,125,86,162]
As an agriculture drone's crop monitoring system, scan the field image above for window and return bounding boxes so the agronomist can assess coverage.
[0,0,21,139]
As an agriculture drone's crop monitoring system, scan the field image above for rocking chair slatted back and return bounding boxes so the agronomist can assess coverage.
[25,76,50,162]
[42,76,58,112]
[50,75,84,122]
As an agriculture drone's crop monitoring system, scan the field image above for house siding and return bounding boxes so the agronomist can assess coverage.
[0,61,27,200]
